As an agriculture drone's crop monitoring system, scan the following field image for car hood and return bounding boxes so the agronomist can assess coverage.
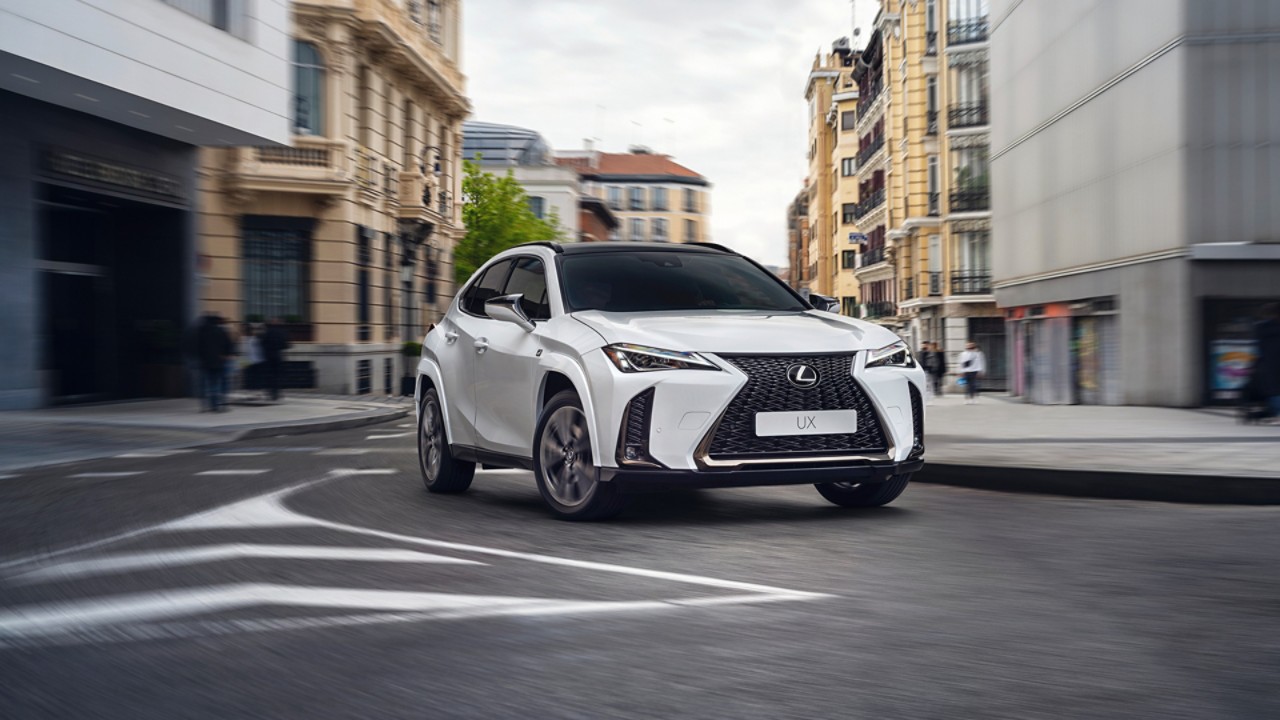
[571,310,902,356]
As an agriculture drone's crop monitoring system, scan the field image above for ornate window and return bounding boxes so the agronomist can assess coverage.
[293,41,325,136]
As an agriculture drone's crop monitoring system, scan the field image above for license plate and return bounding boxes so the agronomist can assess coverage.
[755,410,858,437]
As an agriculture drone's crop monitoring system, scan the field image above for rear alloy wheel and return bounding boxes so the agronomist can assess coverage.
[418,387,474,494]
[533,390,629,521]
[815,475,910,508]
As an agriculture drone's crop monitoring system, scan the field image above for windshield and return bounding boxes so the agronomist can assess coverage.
[559,251,808,313]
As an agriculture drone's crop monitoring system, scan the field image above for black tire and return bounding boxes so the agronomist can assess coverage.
[418,387,475,494]
[815,475,910,508]
[533,390,629,521]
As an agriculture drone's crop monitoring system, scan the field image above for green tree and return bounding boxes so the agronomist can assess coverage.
[455,159,562,285]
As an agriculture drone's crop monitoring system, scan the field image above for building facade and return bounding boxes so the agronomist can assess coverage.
[846,0,1003,390]
[462,121,580,240]
[556,148,710,243]
[992,0,1280,407]
[829,43,863,315]
[198,0,469,396]
[804,51,841,296]
[786,183,811,291]
[0,0,292,409]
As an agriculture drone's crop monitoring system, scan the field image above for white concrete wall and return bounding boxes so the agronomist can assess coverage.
[990,0,1188,282]
[0,0,291,145]
[512,165,581,240]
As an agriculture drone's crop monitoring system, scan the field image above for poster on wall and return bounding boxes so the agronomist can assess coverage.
[1209,340,1257,401]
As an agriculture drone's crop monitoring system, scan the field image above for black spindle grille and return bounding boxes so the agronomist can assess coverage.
[707,355,888,459]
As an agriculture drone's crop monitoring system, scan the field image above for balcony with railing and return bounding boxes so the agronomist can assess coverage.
[950,187,990,212]
[858,246,886,268]
[865,300,896,319]
[397,170,454,226]
[857,78,884,117]
[856,135,885,167]
[853,187,886,220]
[951,270,992,295]
[948,103,989,129]
[948,18,989,45]
[227,137,351,196]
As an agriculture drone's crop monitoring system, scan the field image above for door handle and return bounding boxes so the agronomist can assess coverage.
[474,338,489,354]
[444,331,458,344]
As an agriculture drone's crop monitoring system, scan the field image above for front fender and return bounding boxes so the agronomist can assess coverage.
[537,352,606,469]
[415,355,456,446]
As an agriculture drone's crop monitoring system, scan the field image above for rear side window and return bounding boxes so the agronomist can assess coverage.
[502,257,551,320]
[461,260,514,316]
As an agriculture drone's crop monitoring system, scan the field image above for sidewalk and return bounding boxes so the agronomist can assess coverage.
[919,393,1280,504]
[0,393,412,473]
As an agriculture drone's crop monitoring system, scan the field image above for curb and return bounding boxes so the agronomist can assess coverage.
[235,408,412,440]
[915,462,1280,505]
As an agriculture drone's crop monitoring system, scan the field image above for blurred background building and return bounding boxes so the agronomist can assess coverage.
[0,0,291,409]
[198,0,469,396]
[462,121,585,240]
[992,0,1280,406]
[557,146,710,243]
[786,182,811,292]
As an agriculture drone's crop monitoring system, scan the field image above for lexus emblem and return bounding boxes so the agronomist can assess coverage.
[786,364,820,389]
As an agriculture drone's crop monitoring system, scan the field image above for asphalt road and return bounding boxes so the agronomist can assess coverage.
[1,419,1277,719]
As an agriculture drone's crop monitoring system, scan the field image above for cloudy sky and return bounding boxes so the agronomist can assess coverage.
[463,0,879,267]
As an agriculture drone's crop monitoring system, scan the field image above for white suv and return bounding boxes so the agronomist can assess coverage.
[416,242,925,520]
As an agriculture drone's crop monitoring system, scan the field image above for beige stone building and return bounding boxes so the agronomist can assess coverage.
[829,51,862,315]
[198,0,469,395]
[803,51,840,296]
[555,147,710,244]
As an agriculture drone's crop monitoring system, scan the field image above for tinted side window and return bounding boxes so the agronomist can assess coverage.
[461,260,514,316]
[502,257,550,320]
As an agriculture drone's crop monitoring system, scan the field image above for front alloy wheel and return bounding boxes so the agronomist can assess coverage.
[533,390,628,520]
[815,475,910,508]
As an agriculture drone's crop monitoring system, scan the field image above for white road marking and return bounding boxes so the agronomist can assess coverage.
[331,469,398,476]
[70,472,145,479]
[0,474,17,480]
[316,449,370,456]
[14,544,482,583]
[194,470,269,476]
[366,432,413,440]
[396,423,413,428]
[214,452,267,457]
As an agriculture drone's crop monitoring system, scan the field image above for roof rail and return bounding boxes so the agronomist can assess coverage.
[689,242,736,254]
[518,241,564,254]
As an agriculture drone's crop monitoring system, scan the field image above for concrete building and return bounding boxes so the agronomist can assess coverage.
[829,43,863,316]
[804,50,841,295]
[556,147,710,243]
[846,0,1004,390]
[0,0,292,409]
[198,0,469,396]
[462,121,580,240]
[992,0,1280,406]
[786,183,811,291]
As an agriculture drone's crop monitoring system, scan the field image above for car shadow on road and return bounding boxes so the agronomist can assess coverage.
[476,486,917,527]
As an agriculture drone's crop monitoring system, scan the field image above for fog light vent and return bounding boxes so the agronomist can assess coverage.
[618,387,661,467]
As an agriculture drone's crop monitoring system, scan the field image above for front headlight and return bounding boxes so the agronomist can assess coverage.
[603,344,721,373]
[865,340,916,369]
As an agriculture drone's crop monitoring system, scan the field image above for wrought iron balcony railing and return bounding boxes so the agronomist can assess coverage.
[948,103,989,129]
[948,18,989,45]
[859,247,886,268]
[857,79,883,117]
[856,135,885,167]
[951,270,992,295]
[853,188,886,220]
[950,187,990,212]
[865,300,896,318]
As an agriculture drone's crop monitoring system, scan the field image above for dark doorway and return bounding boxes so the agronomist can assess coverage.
[37,185,188,403]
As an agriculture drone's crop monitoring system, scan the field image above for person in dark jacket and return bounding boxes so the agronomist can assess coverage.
[193,313,234,412]
[261,318,291,402]
[920,342,948,398]
[1254,303,1280,419]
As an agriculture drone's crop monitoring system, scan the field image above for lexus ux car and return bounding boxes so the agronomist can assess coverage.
[415,242,926,520]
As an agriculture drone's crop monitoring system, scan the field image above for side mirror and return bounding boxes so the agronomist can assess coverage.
[809,293,841,314]
[484,294,536,332]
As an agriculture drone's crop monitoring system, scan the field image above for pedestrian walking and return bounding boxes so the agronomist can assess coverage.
[192,313,234,412]
[261,318,291,402]
[920,342,947,399]
[1252,303,1280,422]
[958,340,986,404]
[241,323,266,401]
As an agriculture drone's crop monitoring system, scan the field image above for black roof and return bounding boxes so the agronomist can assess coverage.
[518,241,734,255]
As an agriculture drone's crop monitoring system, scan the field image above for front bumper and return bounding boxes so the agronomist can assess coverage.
[601,458,925,491]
